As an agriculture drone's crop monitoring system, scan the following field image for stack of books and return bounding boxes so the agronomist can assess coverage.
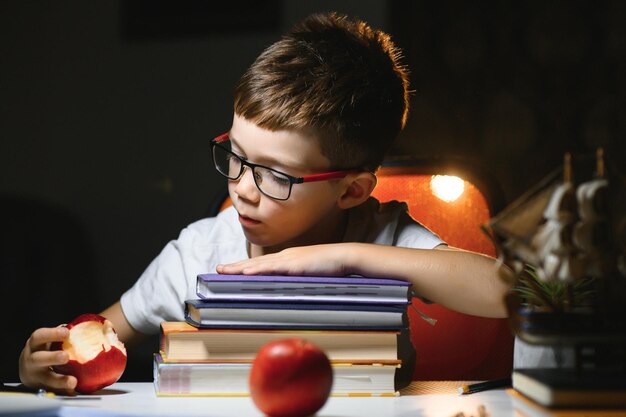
[153,274,412,397]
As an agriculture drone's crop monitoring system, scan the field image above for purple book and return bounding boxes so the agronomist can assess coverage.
[196,274,411,304]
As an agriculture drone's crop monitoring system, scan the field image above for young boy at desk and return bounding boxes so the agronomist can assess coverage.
[19,12,509,394]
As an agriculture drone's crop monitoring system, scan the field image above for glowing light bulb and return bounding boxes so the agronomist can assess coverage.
[430,175,465,202]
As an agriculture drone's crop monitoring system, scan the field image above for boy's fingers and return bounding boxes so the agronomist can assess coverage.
[28,327,68,352]
[20,353,76,394]
[218,257,269,272]
[40,372,78,394]
[29,350,69,368]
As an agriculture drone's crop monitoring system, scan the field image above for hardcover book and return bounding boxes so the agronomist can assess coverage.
[196,274,411,304]
[160,321,399,362]
[184,299,408,330]
[512,368,626,407]
[153,353,399,397]
[507,388,626,417]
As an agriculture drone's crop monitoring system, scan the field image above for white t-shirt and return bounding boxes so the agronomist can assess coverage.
[120,197,444,334]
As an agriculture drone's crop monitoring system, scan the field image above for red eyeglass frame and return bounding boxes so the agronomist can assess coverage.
[212,132,359,184]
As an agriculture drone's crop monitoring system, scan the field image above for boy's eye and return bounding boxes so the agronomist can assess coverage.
[259,169,290,187]
[269,173,291,186]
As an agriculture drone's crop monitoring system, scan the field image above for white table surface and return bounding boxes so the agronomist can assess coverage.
[0,382,516,417]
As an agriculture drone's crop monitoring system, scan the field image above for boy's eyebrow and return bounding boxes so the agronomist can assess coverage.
[227,135,246,160]
[228,134,309,173]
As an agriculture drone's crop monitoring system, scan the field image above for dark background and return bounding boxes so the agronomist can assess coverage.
[1,0,625,382]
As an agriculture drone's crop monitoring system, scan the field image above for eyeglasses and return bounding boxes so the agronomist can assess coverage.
[211,133,358,201]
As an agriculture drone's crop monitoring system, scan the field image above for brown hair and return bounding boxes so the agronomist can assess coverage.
[233,12,409,172]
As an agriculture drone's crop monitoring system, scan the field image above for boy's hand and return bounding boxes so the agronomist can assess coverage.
[217,244,350,276]
[19,326,78,395]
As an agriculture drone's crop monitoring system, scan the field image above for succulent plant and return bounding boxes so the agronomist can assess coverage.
[513,264,597,312]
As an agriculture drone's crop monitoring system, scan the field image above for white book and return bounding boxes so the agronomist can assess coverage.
[153,353,400,397]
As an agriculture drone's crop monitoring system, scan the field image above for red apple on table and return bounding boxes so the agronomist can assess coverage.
[249,338,333,417]
[51,313,127,394]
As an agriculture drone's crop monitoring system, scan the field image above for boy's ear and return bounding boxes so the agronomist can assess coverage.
[337,172,378,209]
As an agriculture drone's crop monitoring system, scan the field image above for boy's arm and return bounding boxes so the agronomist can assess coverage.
[100,301,145,347]
[217,243,511,318]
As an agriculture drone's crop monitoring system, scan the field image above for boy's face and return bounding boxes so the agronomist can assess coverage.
[227,114,346,252]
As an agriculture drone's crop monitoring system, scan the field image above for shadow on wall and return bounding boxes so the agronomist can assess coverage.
[0,194,98,382]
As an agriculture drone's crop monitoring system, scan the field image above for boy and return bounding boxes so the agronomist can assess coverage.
[19,12,509,394]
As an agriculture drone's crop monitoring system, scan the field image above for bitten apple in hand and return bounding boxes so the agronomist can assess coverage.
[51,313,127,394]
[249,338,333,417]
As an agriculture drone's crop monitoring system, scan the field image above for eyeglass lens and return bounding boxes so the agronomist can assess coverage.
[212,143,293,200]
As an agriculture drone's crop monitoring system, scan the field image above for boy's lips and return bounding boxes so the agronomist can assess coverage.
[238,214,262,227]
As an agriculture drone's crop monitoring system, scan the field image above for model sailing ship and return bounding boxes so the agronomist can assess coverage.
[484,149,626,372]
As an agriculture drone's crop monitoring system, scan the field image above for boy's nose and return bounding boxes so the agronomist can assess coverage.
[233,166,261,203]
